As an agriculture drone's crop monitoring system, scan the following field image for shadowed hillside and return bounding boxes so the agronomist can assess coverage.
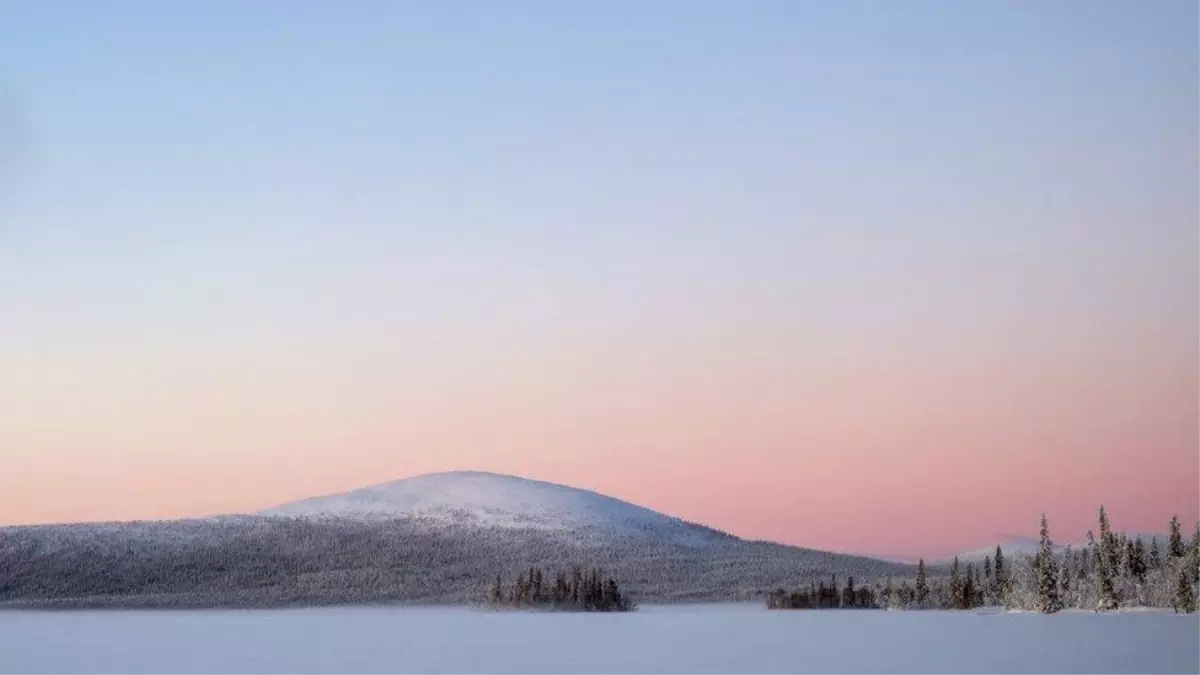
[0,515,912,608]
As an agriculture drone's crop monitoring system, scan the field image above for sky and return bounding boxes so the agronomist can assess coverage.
[0,0,1196,560]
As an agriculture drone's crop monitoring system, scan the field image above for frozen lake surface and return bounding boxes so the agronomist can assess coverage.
[1,603,1196,673]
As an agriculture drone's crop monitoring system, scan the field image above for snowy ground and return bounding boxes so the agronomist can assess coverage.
[0,604,1195,674]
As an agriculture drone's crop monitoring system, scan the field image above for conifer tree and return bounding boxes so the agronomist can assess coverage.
[1122,538,1136,579]
[1174,566,1196,614]
[971,564,981,607]
[1169,515,1185,559]
[1130,537,1147,582]
[489,574,504,605]
[981,556,992,603]
[1149,536,1162,570]
[1058,548,1072,604]
[1102,509,1120,574]
[993,546,1006,604]
[1093,508,1119,610]
[962,562,976,609]
[1036,514,1063,613]
[1191,523,1200,584]
[949,556,962,609]
[915,559,929,609]
[1097,507,1109,550]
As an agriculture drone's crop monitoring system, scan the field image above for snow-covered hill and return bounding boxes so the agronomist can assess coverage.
[949,536,1047,562]
[947,531,1170,563]
[0,470,924,608]
[259,471,718,541]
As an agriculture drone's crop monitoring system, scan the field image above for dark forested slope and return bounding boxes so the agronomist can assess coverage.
[0,515,911,608]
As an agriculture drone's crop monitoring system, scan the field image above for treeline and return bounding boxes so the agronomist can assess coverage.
[768,508,1200,614]
[767,557,984,611]
[1012,510,1199,614]
[487,566,635,612]
[767,575,879,609]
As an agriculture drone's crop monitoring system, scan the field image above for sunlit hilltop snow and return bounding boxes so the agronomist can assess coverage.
[260,471,695,533]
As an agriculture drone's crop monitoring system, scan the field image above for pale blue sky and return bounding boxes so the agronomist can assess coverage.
[3,0,1195,348]
[3,1,1195,321]
[0,1,1196,550]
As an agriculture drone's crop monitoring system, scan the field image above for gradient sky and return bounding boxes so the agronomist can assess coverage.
[0,0,1196,559]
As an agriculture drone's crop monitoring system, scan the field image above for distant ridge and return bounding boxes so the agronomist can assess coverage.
[946,531,1171,563]
[946,536,1048,563]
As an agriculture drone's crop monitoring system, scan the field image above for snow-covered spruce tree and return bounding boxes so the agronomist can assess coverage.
[972,563,984,607]
[915,559,929,609]
[1121,538,1134,578]
[1058,545,1073,607]
[1168,515,1185,560]
[961,562,974,610]
[1150,536,1162,570]
[1006,552,1038,610]
[993,546,1006,606]
[488,575,504,605]
[1191,523,1200,584]
[949,557,962,609]
[1104,525,1121,580]
[1174,566,1196,614]
[1131,537,1148,583]
[1035,514,1063,613]
[1114,535,1137,605]
[938,576,953,609]
[1093,507,1119,611]
[1089,530,1104,610]
[983,555,992,599]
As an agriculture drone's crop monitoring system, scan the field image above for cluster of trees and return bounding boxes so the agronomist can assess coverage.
[487,567,634,612]
[768,571,883,610]
[768,508,1200,614]
[767,556,990,611]
[767,575,879,609]
[1014,510,1200,614]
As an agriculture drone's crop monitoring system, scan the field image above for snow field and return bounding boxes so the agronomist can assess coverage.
[0,604,1195,674]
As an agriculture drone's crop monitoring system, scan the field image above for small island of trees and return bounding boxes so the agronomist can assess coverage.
[486,566,636,612]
